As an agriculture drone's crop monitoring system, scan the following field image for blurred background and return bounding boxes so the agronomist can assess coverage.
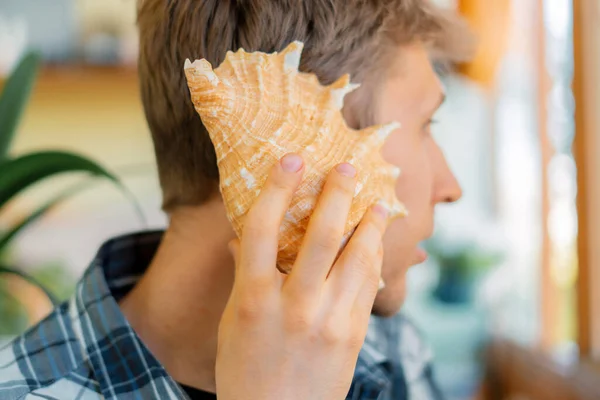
[0,0,599,399]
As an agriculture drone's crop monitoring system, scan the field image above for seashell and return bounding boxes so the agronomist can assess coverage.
[184,41,407,273]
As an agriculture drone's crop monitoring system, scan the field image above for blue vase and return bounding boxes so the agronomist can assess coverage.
[433,266,476,304]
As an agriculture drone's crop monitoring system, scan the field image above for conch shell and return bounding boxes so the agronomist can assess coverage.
[184,41,406,273]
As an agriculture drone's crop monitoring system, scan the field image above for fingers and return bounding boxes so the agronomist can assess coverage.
[325,204,388,314]
[239,154,304,283]
[352,242,384,321]
[286,163,357,296]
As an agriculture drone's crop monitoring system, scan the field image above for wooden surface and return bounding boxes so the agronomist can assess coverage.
[573,0,600,359]
[7,65,153,167]
[457,0,511,87]
[483,339,600,400]
[536,0,559,350]
[2,65,157,215]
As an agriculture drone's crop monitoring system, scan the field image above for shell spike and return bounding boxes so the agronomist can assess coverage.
[389,165,401,179]
[379,121,401,140]
[329,74,351,89]
[368,121,401,147]
[328,75,361,110]
[390,198,408,218]
[184,58,220,87]
[280,41,305,72]
[360,121,401,149]
[328,74,360,93]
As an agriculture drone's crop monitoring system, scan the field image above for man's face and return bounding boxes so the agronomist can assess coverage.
[367,43,462,316]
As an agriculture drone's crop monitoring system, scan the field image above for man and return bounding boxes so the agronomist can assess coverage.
[0,1,472,399]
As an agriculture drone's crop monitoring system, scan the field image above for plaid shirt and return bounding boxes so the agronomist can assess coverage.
[0,231,442,400]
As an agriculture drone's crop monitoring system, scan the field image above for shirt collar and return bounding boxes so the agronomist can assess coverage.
[74,231,391,398]
[72,231,185,399]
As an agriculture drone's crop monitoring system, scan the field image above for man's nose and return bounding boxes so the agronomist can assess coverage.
[432,147,462,204]
[437,171,462,204]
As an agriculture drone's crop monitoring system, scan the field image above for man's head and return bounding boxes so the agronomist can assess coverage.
[137,0,472,316]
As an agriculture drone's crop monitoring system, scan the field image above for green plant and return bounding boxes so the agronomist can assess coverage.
[0,51,143,329]
[424,230,504,304]
[424,237,503,281]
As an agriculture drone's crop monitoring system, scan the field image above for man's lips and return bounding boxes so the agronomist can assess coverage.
[413,247,428,265]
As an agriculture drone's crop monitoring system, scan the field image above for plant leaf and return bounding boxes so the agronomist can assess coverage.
[0,52,42,158]
[0,265,59,306]
[0,151,120,211]
[0,150,147,229]
[0,181,90,253]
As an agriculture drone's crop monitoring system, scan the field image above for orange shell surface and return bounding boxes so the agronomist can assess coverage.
[184,41,406,273]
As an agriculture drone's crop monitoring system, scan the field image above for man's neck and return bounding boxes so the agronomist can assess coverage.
[120,199,236,393]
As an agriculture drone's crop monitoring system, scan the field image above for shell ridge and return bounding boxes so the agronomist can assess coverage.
[226,58,256,150]
[245,55,265,137]
[237,112,275,192]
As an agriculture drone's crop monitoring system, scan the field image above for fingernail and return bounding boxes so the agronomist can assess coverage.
[336,163,356,177]
[373,203,389,220]
[281,153,303,172]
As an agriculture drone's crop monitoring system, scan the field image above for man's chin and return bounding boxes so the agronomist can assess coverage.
[371,280,407,317]
[371,299,405,317]
[412,246,428,266]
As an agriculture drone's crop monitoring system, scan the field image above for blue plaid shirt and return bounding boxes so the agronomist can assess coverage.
[0,231,442,399]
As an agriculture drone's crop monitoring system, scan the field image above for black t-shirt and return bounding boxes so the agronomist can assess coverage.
[179,383,217,400]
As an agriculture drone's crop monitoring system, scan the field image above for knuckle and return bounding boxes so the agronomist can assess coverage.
[265,168,297,194]
[348,247,379,287]
[350,243,376,270]
[361,283,379,305]
[363,269,380,289]
[332,178,356,198]
[346,329,366,351]
[238,278,273,305]
[285,308,314,333]
[241,274,272,293]
[236,300,264,324]
[313,226,343,252]
[242,217,271,240]
[377,244,384,259]
[367,214,386,236]
[361,209,385,234]
[317,320,346,346]
[269,173,295,192]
